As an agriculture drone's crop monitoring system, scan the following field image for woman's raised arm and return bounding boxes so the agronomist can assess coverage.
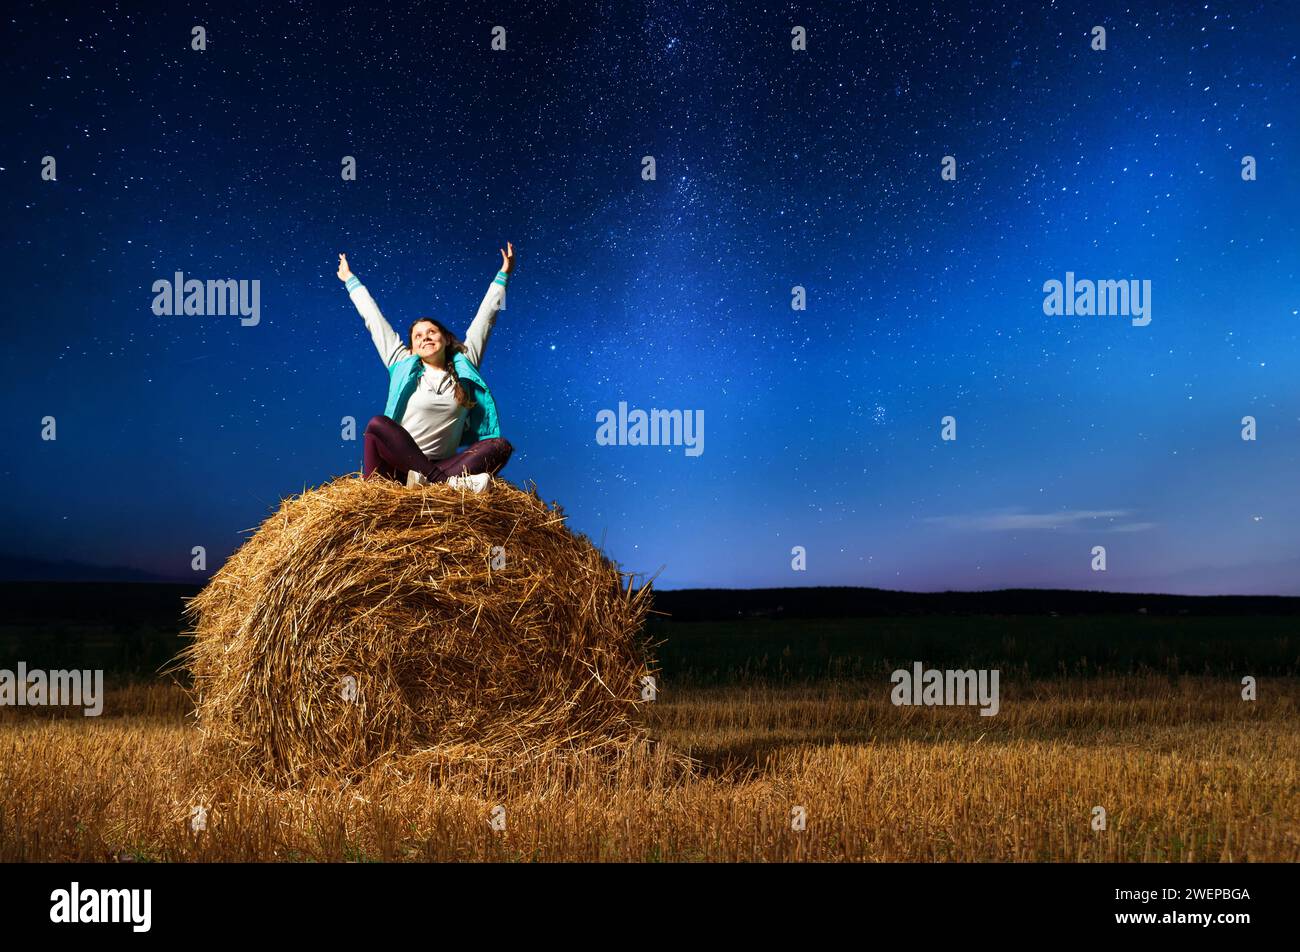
[338,253,412,369]
[461,242,514,368]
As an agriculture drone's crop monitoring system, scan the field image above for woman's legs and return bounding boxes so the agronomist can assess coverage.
[363,415,439,482]
[430,437,514,481]
[364,416,514,484]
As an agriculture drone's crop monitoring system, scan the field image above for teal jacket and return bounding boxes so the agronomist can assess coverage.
[346,270,507,451]
[382,350,500,447]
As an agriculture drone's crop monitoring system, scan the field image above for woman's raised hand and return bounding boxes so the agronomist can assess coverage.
[499,242,515,274]
[337,253,353,282]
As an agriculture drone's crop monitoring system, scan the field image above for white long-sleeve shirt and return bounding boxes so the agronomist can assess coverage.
[347,271,508,460]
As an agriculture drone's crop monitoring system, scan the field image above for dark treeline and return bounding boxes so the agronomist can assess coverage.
[649,586,1300,622]
[1,582,1296,680]
[4,582,1298,626]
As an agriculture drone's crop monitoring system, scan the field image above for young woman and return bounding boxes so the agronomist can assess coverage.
[337,245,516,491]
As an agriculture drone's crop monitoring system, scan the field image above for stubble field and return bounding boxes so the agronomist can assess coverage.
[2,668,1295,862]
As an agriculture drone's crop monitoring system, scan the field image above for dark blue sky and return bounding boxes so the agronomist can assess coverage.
[3,1,1297,593]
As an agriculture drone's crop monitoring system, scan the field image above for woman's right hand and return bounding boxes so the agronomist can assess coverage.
[337,253,353,282]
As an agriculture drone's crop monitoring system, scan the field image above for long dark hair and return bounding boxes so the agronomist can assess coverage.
[408,318,477,409]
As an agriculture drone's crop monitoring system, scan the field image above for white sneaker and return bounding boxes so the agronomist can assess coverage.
[406,469,430,488]
[447,473,491,493]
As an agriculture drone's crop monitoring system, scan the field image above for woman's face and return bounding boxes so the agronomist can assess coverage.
[411,320,445,361]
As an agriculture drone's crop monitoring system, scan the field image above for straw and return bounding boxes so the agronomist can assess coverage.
[177,473,662,787]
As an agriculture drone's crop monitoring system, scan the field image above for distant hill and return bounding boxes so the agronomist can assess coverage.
[0,580,1297,625]
[0,555,193,584]
[648,586,1300,620]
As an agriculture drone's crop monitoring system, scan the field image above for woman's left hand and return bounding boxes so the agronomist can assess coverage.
[500,241,515,274]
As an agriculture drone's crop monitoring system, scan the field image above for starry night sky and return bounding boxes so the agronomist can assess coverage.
[3,1,1298,593]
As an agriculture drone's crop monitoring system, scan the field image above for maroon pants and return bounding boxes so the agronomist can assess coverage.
[363,415,513,483]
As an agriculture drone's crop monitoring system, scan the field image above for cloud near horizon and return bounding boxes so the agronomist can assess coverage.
[924,510,1156,532]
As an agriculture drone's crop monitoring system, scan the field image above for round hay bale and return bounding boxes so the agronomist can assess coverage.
[180,474,660,786]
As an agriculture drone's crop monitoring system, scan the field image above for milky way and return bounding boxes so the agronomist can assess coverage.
[3,1,1297,593]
